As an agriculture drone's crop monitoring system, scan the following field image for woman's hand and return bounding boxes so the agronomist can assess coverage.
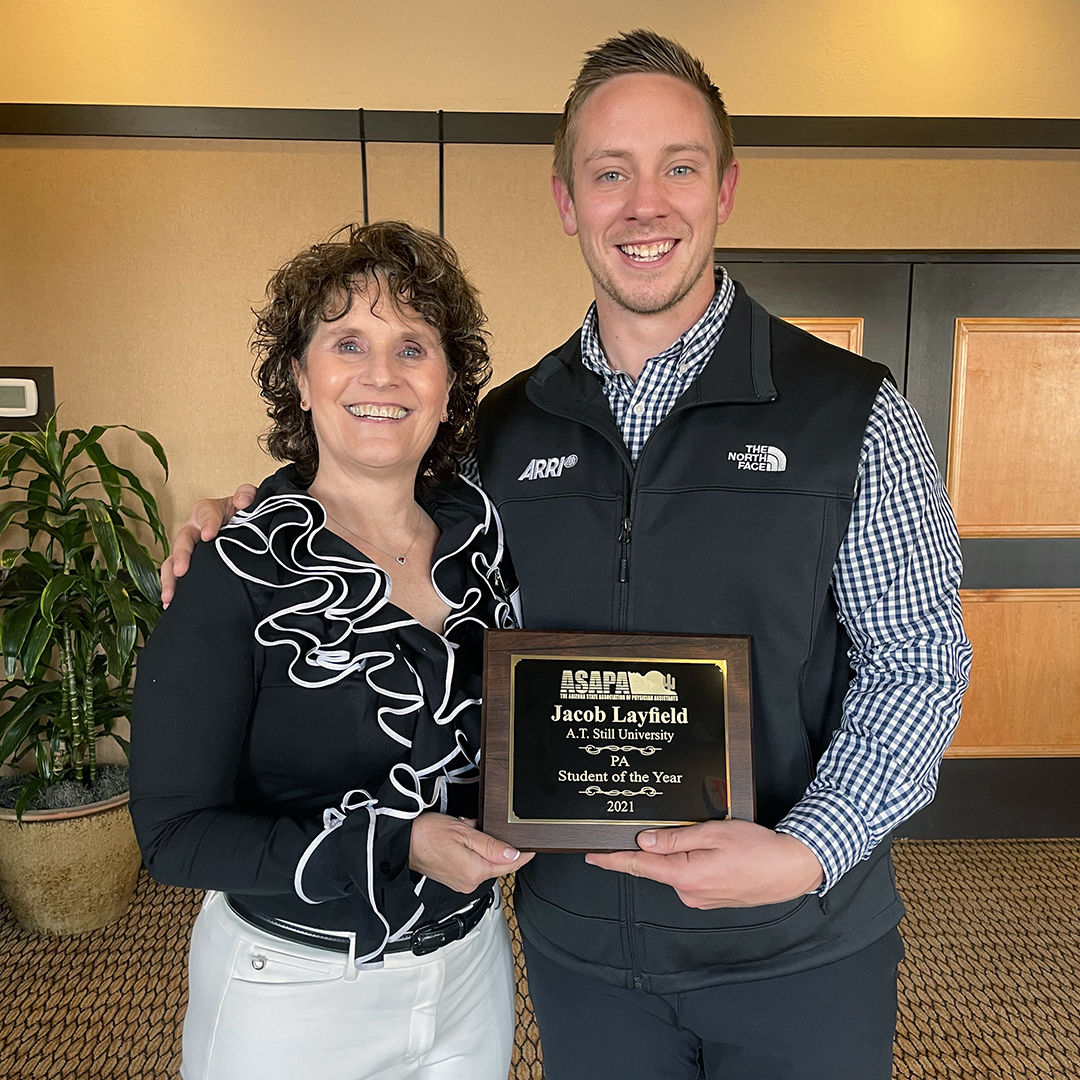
[160,484,257,606]
[409,813,534,894]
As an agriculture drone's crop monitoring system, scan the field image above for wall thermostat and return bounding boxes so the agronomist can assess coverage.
[0,378,39,418]
[0,368,54,431]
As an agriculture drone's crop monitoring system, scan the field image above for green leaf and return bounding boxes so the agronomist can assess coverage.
[109,462,166,545]
[62,425,108,470]
[39,574,74,624]
[117,526,162,602]
[84,498,121,576]
[19,550,53,579]
[0,686,56,763]
[101,581,137,675]
[20,617,55,679]
[129,597,163,634]
[14,775,48,823]
[5,432,50,473]
[42,509,78,529]
[0,442,24,475]
[0,499,32,537]
[26,475,54,508]
[0,447,27,481]
[0,547,24,569]
[84,443,123,507]
[44,412,63,474]
[1,602,37,669]
[119,426,170,482]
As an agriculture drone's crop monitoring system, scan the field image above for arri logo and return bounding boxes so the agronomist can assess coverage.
[517,454,578,481]
[728,444,787,472]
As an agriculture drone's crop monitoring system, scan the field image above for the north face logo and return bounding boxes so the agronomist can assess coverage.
[518,455,579,481]
[727,444,787,472]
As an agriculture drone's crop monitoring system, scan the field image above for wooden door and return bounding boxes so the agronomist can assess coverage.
[909,264,1080,761]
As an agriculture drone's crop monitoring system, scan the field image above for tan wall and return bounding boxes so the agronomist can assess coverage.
[728,148,1080,250]
[4,0,1080,117]
[3,134,1079,534]
[4,1,1080,532]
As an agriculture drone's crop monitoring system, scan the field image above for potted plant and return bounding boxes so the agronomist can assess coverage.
[0,410,168,934]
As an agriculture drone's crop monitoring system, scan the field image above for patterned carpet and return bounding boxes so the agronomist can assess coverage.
[2,840,1077,1079]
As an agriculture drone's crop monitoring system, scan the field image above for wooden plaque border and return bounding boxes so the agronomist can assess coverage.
[480,629,755,852]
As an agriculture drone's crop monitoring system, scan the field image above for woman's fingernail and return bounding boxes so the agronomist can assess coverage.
[638,831,658,848]
[504,847,520,861]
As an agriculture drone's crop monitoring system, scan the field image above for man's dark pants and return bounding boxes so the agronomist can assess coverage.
[523,928,903,1080]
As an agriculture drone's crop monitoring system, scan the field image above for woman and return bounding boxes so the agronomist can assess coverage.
[130,221,530,1080]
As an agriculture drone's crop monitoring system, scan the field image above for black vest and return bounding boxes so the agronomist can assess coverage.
[476,285,903,990]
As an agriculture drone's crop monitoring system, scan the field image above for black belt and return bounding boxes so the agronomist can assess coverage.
[225,889,495,958]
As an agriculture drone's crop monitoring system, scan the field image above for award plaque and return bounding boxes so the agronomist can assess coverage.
[480,630,754,852]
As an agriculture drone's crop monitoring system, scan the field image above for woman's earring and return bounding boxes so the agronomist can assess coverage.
[301,400,309,410]
[441,411,449,422]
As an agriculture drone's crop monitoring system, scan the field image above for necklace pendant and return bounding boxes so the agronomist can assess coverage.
[396,555,407,565]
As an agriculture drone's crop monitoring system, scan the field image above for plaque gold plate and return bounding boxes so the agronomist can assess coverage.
[480,630,754,852]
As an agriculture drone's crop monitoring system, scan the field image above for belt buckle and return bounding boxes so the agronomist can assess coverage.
[411,914,463,956]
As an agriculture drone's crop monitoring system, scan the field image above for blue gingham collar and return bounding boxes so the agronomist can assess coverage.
[579,268,733,379]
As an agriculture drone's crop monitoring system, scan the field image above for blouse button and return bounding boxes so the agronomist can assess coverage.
[251,955,266,971]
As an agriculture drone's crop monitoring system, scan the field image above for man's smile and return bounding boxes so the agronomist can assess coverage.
[617,239,678,263]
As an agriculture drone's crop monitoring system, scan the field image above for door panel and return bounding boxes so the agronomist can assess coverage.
[953,590,1080,756]
[908,265,1080,760]
[783,316,863,354]
[717,254,1080,830]
[907,263,1080,471]
[947,319,1080,536]
[721,261,910,387]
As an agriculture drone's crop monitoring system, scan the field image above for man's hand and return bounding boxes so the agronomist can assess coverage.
[160,485,257,606]
[584,819,824,909]
[409,813,535,894]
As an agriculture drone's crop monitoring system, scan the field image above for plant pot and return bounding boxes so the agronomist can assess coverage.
[0,791,142,936]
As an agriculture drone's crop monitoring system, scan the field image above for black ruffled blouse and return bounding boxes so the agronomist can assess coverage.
[130,466,516,962]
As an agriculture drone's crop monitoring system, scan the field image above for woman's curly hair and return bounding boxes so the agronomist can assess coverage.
[252,221,491,486]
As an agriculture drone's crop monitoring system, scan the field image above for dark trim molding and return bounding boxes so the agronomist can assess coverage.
[960,538,1080,590]
[732,115,1080,149]
[719,249,1080,263]
[0,103,362,141]
[896,758,1080,839]
[4,104,1080,148]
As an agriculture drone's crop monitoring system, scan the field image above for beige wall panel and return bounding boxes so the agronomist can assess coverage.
[782,318,863,354]
[721,149,1080,250]
[947,320,1080,537]
[365,144,440,235]
[3,138,1080,540]
[0,136,365,536]
[443,145,594,388]
[947,591,1080,757]
[4,0,1080,118]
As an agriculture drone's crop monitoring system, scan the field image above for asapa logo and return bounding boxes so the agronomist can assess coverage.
[728,444,787,472]
[518,454,578,481]
[560,669,678,701]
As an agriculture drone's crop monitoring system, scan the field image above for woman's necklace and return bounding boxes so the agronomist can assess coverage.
[324,505,423,565]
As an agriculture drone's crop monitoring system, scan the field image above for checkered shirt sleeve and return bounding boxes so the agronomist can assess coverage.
[774,379,972,892]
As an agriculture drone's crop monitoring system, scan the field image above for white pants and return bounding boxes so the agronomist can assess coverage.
[182,890,515,1080]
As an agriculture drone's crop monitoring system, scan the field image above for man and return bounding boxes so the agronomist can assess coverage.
[167,30,969,1080]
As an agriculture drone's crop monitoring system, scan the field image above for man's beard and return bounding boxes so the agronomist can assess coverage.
[585,243,715,316]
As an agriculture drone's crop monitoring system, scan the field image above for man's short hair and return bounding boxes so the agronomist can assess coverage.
[552,29,735,194]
